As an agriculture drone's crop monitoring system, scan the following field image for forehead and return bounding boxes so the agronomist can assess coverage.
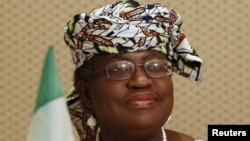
[92,50,166,64]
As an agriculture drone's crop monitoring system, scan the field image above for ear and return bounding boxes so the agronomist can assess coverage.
[75,80,92,109]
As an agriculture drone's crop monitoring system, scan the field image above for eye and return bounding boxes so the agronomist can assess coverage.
[106,61,132,74]
[145,59,172,73]
[146,61,165,71]
[112,64,127,72]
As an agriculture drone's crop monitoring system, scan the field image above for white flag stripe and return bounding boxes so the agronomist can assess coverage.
[26,97,75,141]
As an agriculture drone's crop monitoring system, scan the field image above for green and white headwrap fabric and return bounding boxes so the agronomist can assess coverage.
[64,0,203,139]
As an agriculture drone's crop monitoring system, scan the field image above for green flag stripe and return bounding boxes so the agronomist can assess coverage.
[34,46,64,113]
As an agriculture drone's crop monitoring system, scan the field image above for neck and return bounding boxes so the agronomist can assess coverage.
[96,127,167,141]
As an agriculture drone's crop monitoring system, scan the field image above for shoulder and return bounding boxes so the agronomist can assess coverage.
[165,129,195,141]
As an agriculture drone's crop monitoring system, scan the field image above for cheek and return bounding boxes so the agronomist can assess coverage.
[88,80,124,112]
[156,77,173,95]
[162,88,174,112]
[164,82,173,101]
[155,79,174,109]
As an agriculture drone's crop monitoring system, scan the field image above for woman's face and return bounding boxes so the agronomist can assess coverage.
[79,50,173,132]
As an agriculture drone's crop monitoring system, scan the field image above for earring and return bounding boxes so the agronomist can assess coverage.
[166,115,171,123]
[87,112,97,130]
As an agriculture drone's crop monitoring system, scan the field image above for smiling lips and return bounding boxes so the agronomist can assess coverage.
[126,93,158,109]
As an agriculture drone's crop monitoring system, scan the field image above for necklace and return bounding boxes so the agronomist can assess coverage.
[95,127,167,141]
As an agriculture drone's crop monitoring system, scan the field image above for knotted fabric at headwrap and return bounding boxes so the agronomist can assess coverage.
[64,0,203,81]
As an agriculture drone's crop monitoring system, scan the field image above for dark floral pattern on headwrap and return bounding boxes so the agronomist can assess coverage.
[64,0,203,140]
[64,0,203,81]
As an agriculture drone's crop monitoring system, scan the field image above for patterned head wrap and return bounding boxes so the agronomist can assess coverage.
[64,0,203,139]
[64,0,203,81]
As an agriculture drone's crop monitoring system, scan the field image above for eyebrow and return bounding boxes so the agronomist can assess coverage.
[111,52,163,58]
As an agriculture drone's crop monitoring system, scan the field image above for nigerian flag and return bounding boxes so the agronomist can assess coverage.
[26,46,75,141]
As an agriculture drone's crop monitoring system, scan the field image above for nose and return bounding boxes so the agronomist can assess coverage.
[127,66,153,89]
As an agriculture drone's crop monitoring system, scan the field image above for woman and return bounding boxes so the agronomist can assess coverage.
[64,0,203,141]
